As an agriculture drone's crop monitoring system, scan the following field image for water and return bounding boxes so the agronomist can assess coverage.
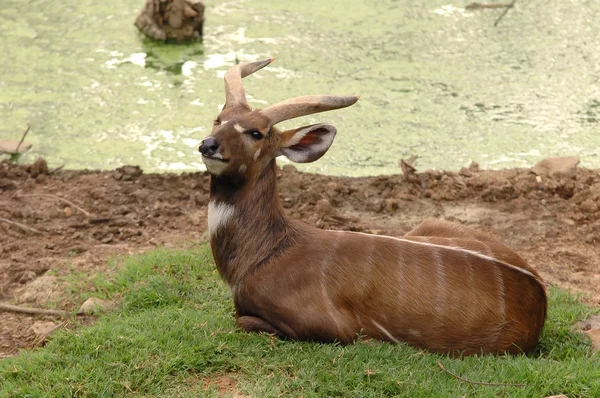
[1,0,599,176]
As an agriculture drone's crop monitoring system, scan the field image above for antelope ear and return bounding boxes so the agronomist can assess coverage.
[278,124,337,163]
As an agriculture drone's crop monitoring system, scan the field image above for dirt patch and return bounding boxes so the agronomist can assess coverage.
[1,159,599,357]
[200,373,249,397]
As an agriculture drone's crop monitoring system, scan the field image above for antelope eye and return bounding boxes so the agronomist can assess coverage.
[247,130,264,140]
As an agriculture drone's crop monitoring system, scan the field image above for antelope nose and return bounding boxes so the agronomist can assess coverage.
[199,137,220,156]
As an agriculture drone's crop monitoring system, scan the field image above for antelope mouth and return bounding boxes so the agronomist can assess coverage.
[202,154,229,163]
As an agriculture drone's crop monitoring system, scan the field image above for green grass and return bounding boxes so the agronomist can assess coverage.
[1,245,598,397]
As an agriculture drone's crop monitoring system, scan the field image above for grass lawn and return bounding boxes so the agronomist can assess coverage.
[1,245,598,397]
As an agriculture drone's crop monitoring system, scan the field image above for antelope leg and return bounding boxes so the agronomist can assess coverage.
[236,316,286,338]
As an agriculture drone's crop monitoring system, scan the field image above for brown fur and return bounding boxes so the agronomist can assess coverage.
[208,162,547,355]
[201,59,547,356]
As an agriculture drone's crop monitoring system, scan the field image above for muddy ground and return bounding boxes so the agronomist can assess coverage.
[1,158,599,358]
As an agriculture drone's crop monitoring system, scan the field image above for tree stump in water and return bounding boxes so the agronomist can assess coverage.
[134,0,205,41]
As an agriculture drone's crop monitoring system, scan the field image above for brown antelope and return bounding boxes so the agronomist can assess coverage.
[199,58,547,355]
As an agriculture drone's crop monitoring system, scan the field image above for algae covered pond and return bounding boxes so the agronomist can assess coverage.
[1,0,599,175]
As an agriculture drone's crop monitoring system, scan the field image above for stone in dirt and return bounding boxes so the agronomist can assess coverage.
[134,0,205,41]
[30,321,56,337]
[531,156,580,176]
[17,275,61,304]
[77,297,111,315]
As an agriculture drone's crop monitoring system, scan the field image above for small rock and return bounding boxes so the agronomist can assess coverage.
[580,199,598,213]
[135,0,205,41]
[64,207,73,217]
[385,198,399,212]
[27,158,49,177]
[30,321,56,337]
[115,165,143,181]
[0,178,17,190]
[315,199,332,216]
[77,297,110,315]
[543,395,568,398]
[531,156,580,176]
[468,161,480,172]
[18,275,61,304]
[458,167,472,177]
[558,217,575,226]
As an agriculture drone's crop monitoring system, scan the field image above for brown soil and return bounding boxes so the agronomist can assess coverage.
[1,158,599,358]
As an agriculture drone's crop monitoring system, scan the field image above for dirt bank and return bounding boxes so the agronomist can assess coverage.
[1,159,599,357]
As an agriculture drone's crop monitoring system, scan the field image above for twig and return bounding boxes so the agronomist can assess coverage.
[494,0,517,27]
[437,361,526,387]
[0,302,70,317]
[0,217,41,234]
[15,122,31,154]
[16,194,92,217]
[49,163,65,174]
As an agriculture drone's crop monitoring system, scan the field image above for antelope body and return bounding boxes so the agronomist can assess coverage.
[199,58,546,355]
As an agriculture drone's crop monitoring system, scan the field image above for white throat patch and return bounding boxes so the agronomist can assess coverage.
[208,200,235,236]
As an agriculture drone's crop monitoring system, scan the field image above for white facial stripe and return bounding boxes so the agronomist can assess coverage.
[238,164,247,173]
[372,320,401,344]
[233,123,245,133]
[202,157,228,175]
[254,149,261,160]
[328,230,540,282]
[208,200,235,236]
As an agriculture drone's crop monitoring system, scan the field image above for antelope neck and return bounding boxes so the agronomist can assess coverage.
[208,160,294,287]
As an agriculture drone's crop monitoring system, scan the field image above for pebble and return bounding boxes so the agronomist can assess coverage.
[30,321,56,337]
[77,297,110,315]
[315,199,332,216]
[531,156,580,176]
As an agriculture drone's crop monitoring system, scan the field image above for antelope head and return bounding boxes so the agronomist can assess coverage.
[199,58,359,179]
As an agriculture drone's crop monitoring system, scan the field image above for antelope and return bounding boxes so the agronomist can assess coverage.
[198,58,547,355]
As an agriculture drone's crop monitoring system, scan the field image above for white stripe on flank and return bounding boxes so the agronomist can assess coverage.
[208,200,235,237]
[327,230,539,281]
[465,253,475,290]
[372,320,400,344]
[433,248,447,315]
[322,234,343,333]
[494,265,507,322]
